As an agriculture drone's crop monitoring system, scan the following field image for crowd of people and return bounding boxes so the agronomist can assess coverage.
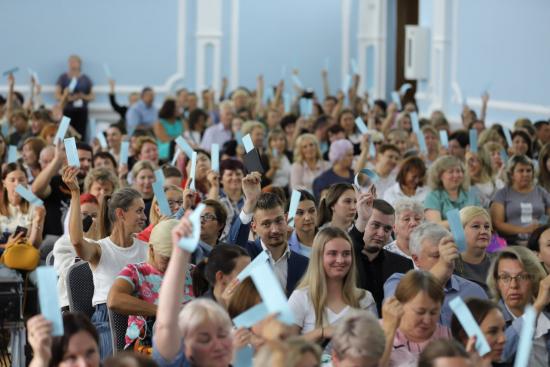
[1,53,550,367]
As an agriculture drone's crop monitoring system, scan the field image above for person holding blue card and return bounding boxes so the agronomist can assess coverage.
[62,166,148,359]
[450,298,507,365]
[384,222,488,328]
[27,312,101,367]
[153,209,235,367]
[486,246,550,363]
[424,156,480,226]
[317,183,357,232]
[288,227,377,347]
[55,54,94,140]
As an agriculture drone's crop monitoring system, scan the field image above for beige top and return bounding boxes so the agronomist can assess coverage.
[290,160,332,193]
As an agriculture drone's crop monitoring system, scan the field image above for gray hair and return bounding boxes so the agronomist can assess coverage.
[409,222,450,255]
[331,310,386,360]
[394,199,424,218]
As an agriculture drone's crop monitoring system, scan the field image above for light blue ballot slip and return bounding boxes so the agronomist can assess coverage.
[241,134,254,153]
[175,136,194,159]
[64,137,80,168]
[36,266,64,336]
[514,305,536,367]
[171,148,181,166]
[236,250,269,281]
[119,141,129,166]
[68,77,78,93]
[54,116,71,145]
[291,74,303,89]
[7,145,17,163]
[439,130,449,148]
[250,261,295,325]
[503,127,513,147]
[469,129,478,153]
[399,83,412,95]
[153,181,171,216]
[234,346,254,367]
[391,91,402,110]
[2,67,19,76]
[287,190,301,228]
[96,131,108,149]
[211,144,220,172]
[15,184,43,206]
[177,204,206,252]
[418,133,428,154]
[449,297,491,356]
[232,302,270,328]
[189,151,197,191]
[354,117,368,135]
[446,209,466,252]
[154,169,165,185]
[410,112,420,134]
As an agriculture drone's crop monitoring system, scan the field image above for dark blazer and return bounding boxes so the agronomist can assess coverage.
[348,225,414,315]
[228,214,309,296]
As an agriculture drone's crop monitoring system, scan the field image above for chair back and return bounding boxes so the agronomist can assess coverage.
[66,261,94,318]
[108,307,129,353]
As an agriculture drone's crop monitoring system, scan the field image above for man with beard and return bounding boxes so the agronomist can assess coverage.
[32,140,93,238]
[350,198,414,314]
[228,172,308,295]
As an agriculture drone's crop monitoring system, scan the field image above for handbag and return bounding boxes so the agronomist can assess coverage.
[1,239,40,271]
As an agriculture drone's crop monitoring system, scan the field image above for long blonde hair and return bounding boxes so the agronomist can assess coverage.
[297,227,364,328]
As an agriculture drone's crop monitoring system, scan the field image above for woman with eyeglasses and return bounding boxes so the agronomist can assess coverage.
[486,246,550,364]
[453,206,495,290]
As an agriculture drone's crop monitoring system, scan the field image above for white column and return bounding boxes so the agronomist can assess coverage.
[196,0,223,93]
[341,0,352,85]
[357,0,387,99]
[230,0,240,90]
[428,0,453,111]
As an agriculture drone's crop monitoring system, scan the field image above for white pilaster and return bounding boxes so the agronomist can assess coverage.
[196,0,223,93]
[357,0,387,99]
[428,0,453,111]
[230,0,240,90]
[341,0,352,85]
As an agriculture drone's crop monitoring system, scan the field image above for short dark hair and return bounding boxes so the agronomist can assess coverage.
[313,115,330,131]
[280,114,297,131]
[512,130,533,157]
[378,143,400,156]
[373,199,395,215]
[528,225,550,253]
[418,340,469,367]
[50,312,99,366]
[374,99,387,112]
[534,120,549,130]
[162,164,182,178]
[189,108,208,130]
[255,192,284,213]
[327,124,345,135]
[203,199,228,237]
[141,87,153,96]
[449,130,469,148]
[108,122,126,135]
[158,99,177,119]
[93,151,117,169]
[76,142,93,156]
[220,159,244,177]
[298,189,316,204]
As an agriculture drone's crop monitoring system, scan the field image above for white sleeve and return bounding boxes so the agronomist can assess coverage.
[360,290,378,316]
[288,288,309,329]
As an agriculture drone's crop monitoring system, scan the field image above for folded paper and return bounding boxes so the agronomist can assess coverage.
[36,266,64,336]
[446,209,466,252]
[178,204,205,252]
[64,137,80,168]
[449,297,491,356]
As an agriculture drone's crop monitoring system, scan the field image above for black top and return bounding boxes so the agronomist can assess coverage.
[43,175,73,236]
[109,93,128,120]
[349,225,414,315]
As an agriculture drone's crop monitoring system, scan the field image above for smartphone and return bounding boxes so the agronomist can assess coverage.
[14,226,28,237]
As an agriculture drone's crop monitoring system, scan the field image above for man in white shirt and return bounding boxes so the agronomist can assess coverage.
[372,144,400,198]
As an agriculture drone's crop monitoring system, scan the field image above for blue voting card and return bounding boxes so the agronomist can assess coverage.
[439,130,449,148]
[234,346,254,367]
[189,151,197,191]
[418,133,428,154]
[469,129,478,153]
[446,209,466,252]
[96,131,108,149]
[7,145,17,163]
[119,141,129,166]
[175,136,195,159]
[503,127,513,147]
[153,181,171,216]
[36,266,64,336]
[291,74,303,89]
[178,204,205,252]
[354,168,379,189]
[391,91,402,110]
[399,83,412,95]
[350,58,358,74]
[211,143,220,172]
[354,117,368,135]
[449,297,491,356]
[236,251,269,281]
[514,305,536,367]
[15,184,43,206]
[64,137,80,168]
[241,134,254,153]
[287,190,301,228]
[68,77,78,92]
[410,112,420,134]
[232,302,270,328]
[54,116,71,145]
[154,169,165,185]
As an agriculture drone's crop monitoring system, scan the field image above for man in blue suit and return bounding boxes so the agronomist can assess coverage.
[228,172,309,296]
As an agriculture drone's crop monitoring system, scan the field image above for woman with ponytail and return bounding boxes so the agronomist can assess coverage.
[63,166,148,359]
[192,244,250,308]
[317,183,357,231]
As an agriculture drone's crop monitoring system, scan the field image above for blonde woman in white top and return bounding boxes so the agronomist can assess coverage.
[288,227,377,346]
[290,134,331,192]
[64,166,148,359]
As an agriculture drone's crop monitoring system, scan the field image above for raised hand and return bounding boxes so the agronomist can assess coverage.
[61,166,80,193]
[438,236,459,266]
[382,296,404,331]
[27,315,53,366]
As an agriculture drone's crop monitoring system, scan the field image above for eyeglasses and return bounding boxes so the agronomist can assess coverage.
[497,273,531,284]
[200,213,218,222]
